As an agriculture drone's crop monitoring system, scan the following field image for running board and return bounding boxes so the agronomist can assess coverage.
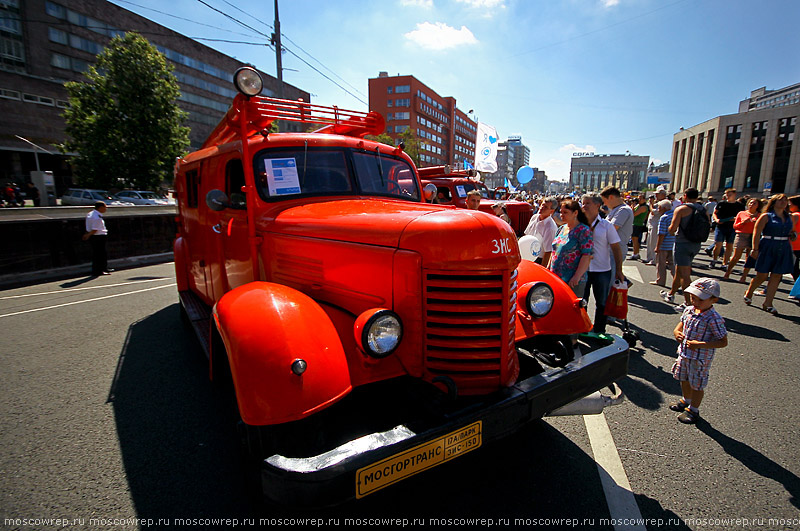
[179,290,212,359]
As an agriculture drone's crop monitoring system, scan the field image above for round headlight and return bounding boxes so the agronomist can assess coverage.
[233,67,263,96]
[363,311,402,358]
[526,282,554,317]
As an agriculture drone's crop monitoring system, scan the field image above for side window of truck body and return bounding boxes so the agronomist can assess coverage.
[186,170,199,208]
[225,159,246,209]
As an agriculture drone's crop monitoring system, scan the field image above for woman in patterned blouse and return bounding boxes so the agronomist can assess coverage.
[550,199,594,296]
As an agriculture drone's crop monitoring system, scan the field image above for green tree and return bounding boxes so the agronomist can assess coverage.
[365,130,421,167]
[62,32,190,191]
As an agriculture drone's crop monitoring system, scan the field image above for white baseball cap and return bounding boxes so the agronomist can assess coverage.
[685,277,721,300]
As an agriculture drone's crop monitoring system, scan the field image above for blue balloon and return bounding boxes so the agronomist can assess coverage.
[516,165,533,184]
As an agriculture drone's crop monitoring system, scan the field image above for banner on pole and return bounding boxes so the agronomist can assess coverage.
[474,122,498,173]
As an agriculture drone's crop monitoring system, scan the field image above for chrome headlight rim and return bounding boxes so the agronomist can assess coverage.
[233,66,263,97]
[525,281,554,318]
[361,310,403,358]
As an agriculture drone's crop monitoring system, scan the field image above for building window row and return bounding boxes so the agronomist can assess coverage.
[1,87,68,108]
[46,1,233,83]
[387,112,410,121]
[51,52,90,72]
[455,114,476,133]
[753,91,800,109]
[394,125,409,133]
[46,2,125,40]
[49,27,105,55]
[419,102,448,124]
[174,70,237,99]
[0,11,20,34]
[0,34,24,62]
[416,89,444,112]
[416,115,442,133]
[417,128,442,144]
[179,91,229,113]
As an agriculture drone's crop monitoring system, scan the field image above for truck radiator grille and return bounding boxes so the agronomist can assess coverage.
[423,269,517,394]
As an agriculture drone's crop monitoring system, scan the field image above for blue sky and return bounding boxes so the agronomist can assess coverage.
[110,0,800,181]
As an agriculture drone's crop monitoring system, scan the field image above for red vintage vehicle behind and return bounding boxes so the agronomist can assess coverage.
[418,166,533,235]
[173,68,628,506]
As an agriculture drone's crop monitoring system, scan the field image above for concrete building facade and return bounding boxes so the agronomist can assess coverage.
[0,0,308,191]
[368,72,477,168]
[569,153,650,192]
[485,136,530,189]
[671,97,799,196]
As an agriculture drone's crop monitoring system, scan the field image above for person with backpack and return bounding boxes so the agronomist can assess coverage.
[660,187,710,311]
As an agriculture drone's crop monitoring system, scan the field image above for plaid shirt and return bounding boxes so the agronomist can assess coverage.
[678,306,726,361]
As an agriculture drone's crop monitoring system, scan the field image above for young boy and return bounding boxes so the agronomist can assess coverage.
[669,277,728,424]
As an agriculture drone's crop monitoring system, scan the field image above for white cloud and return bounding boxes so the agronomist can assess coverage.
[400,0,434,8]
[558,143,597,154]
[455,0,505,8]
[602,0,620,7]
[404,22,478,50]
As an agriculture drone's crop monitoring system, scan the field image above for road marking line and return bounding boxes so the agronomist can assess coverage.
[0,284,176,319]
[622,264,643,284]
[584,412,646,531]
[0,278,170,300]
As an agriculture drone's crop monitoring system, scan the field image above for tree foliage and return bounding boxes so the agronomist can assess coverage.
[365,130,421,167]
[62,32,190,190]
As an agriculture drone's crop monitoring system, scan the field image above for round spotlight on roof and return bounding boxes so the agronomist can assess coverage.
[233,67,263,97]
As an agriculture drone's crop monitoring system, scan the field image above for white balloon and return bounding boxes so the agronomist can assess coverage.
[517,235,542,262]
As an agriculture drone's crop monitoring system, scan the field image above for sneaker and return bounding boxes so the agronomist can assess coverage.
[630,254,640,261]
[674,303,688,312]
[677,409,700,424]
[704,248,713,257]
[669,398,689,412]
[660,290,674,303]
[709,260,718,268]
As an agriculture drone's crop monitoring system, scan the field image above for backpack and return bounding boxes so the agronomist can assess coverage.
[681,203,711,243]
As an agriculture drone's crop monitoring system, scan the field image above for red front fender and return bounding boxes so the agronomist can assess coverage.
[214,282,352,426]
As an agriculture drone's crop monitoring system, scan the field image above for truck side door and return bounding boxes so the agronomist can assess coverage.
[205,157,254,297]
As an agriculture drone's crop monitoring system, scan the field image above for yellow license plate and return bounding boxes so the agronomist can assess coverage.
[356,421,482,498]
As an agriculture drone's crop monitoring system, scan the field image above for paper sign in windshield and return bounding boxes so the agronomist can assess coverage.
[264,158,301,195]
[455,185,467,198]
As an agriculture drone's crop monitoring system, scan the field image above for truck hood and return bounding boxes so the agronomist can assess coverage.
[266,199,519,269]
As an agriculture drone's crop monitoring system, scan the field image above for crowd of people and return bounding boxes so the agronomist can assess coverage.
[494,185,800,424]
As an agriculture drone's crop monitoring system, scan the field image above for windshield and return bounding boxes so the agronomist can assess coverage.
[255,147,419,201]
[91,191,113,200]
[140,192,160,199]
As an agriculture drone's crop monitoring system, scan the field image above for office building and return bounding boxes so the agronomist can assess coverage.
[569,153,650,192]
[672,83,799,196]
[368,73,477,168]
[0,0,309,190]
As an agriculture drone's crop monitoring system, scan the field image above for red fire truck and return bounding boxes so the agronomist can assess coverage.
[174,68,629,506]
[418,166,533,235]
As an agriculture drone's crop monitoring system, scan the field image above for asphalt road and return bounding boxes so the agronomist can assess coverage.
[0,255,798,531]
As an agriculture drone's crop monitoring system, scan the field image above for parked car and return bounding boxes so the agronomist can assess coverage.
[114,190,175,205]
[60,189,134,206]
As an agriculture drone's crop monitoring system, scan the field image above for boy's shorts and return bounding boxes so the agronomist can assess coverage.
[671,355,711,391]
[714,224,736,243]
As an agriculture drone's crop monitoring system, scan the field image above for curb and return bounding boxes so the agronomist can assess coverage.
[0,252,174,290]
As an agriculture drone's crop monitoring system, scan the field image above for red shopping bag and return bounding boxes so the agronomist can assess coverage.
[604,280,629,320]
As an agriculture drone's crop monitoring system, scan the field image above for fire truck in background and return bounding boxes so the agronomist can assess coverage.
[173,67,629,506]
[418,165,533,236]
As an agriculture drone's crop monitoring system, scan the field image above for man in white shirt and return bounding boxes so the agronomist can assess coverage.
[600,186,633,275]
[82,201,111,276]
[644,187,668,264]
[523,196,558,267]
[581,193,625,334]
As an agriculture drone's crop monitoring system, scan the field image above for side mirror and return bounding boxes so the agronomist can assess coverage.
[423,183,437,202]
[206,189,230,211]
